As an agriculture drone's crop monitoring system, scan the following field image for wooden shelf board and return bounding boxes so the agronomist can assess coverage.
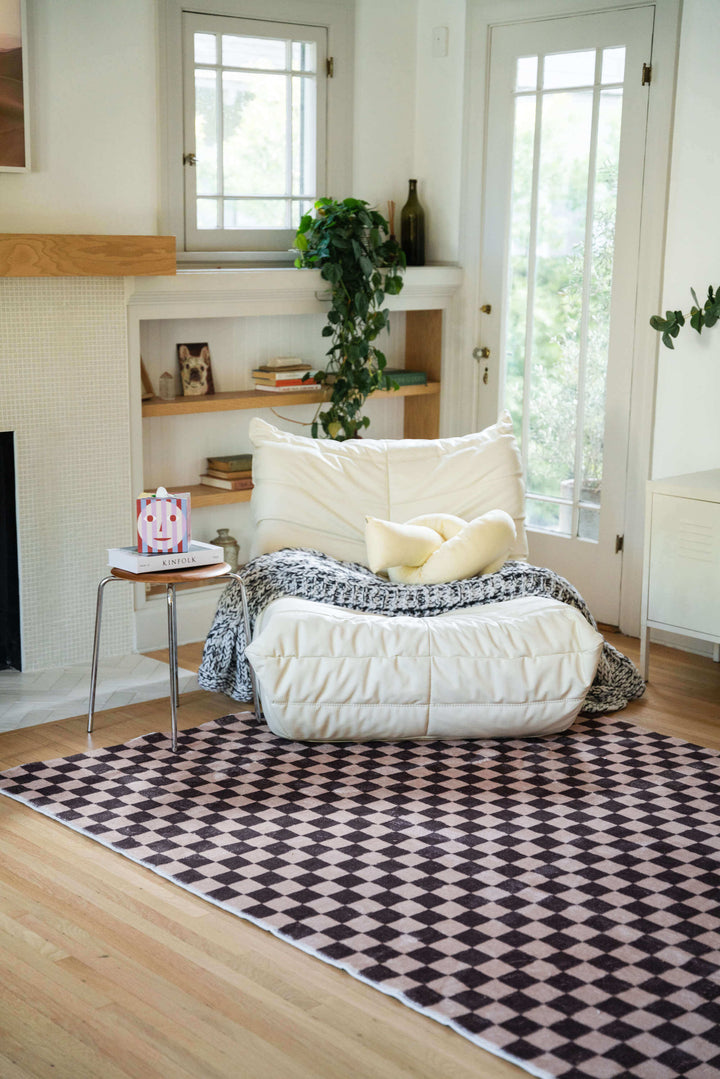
[141,382,440,417]
[0,234,176,277]
[167,483,254,508]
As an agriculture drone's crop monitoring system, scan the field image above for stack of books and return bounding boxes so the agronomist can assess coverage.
[252,357,319,393]
[199,452,253,491]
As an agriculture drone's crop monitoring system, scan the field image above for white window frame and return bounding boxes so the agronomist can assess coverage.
[159,0,354,264]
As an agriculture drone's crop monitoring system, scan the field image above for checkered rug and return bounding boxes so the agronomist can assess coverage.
[1,715,719,1079]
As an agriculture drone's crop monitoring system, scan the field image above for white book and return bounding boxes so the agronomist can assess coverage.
[107,540,224,573]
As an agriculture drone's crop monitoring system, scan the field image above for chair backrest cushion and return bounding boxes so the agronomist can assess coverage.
[248,412,528,565]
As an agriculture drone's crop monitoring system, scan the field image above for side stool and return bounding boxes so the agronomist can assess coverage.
[88,562,257,750]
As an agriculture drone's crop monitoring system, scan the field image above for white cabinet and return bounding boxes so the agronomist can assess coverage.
[640,469,720,678]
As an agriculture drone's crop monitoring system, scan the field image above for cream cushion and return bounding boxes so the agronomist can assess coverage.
[365,510,517,584]
[248,413,527,565]
[246,595,604,742]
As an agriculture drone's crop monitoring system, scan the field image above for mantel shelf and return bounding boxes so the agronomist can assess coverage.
[142,381,440,417]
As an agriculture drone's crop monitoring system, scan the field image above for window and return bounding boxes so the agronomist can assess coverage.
[160,1,353,261]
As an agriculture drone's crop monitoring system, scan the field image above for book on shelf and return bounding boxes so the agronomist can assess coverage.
[252,365,312,378]
[108,540,223,573]
[383,368,428,386]
[199,474,254,490]
[254,382,320,393]
[256,357,309,370]
[253,376,318,388]
[204,467,252,481]
[205,453,253,472]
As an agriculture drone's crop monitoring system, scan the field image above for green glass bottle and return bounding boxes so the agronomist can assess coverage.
[400,179,425,266]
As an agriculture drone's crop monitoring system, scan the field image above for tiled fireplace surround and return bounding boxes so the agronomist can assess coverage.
[1,277,135,672]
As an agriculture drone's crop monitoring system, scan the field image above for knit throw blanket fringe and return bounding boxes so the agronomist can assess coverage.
[198,550,645,716]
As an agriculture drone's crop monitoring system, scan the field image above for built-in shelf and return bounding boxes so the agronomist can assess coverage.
[142,381,440,417]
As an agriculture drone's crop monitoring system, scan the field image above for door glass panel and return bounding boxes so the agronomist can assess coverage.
[527,88,593,516]
[582,88,622,497]
[223,199,289,228]
[516,55,538,91]
[505,47,625,538]
[601,47,625,84]
[543,49,595,89]
[194,33,216,64]
[505,92,536,448]
[222,34,286,69]
[292,41,317,72]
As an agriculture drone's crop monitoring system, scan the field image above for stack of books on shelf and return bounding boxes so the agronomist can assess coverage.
[199,452,254,490]
[252,357,319,393]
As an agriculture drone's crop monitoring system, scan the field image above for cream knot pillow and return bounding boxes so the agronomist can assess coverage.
[365,510,517,585]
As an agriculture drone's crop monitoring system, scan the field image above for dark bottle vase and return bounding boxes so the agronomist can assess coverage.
[400,179,425,266]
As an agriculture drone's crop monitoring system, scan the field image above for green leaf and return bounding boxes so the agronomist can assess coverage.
[691,287,700,307]
[649,315,667,331]
[661,331,675,349]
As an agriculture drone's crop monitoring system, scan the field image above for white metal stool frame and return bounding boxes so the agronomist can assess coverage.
[87,569,260,751]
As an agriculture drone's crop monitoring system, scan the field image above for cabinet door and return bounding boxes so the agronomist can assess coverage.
[648,494,720,636]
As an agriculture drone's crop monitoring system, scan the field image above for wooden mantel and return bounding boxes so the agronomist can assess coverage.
[0,234,176,277]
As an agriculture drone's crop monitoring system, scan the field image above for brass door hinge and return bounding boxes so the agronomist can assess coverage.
[183,152,197,166]
[615,534,624,553]
[641,62,652,86]
[326,56,334,77]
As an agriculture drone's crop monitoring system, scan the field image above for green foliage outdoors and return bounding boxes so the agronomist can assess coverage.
[650,286,720,349]
[294,197,406,440]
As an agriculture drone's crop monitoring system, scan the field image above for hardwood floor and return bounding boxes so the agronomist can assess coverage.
[0,634,718,1079]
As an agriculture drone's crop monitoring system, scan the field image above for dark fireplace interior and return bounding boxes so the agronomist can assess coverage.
[0,432,21,670]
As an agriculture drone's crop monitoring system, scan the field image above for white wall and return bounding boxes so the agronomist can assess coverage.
[652,0,720,479]
[0,0,158,233]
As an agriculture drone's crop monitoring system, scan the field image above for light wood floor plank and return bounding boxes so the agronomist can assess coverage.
[0,633,718,1078]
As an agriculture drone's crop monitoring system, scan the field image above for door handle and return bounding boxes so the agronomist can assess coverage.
[473,347,490,360]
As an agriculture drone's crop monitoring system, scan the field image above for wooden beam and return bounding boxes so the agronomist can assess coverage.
[0,234,176,277]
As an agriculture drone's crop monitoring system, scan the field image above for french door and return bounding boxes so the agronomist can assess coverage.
[478,7,654,624]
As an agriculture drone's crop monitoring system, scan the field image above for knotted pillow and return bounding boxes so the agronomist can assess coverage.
[365,510,517,585]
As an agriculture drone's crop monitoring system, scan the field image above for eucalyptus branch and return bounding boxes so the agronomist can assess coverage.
[650,284,720,349]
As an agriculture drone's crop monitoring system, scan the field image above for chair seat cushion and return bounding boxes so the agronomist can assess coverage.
[245,595,604,742]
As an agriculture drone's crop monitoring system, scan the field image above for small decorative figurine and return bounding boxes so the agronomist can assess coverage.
[136,487,191,554]
[177,342,215,396]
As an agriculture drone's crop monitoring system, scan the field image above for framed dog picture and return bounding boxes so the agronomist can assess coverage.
[177,342,215,397]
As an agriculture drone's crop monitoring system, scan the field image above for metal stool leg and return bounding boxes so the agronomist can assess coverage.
[88,576,123,733]
[166,583,179,751]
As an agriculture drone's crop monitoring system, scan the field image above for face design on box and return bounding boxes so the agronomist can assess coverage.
[137,500,188,551]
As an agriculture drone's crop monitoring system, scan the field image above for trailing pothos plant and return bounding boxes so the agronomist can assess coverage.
[650,284,720,349]
[294,197,405,440]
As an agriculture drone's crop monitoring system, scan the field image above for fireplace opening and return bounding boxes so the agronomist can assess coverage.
[0,432,21,670]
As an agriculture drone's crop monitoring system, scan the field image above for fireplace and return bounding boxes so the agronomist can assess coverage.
[0,432,21,670]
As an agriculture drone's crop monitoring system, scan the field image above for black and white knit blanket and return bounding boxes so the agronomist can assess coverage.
[198,548,645,716]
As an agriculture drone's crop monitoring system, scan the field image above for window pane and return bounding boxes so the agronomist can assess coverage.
[581,88,622,500]
[194,32,216,65]
[195,69,218,195]
[516,56,538,92]
[543,50,595,89]
[197,198,219,229]
[527,498,562,533]
[292,75,316,196]
[527,89,593,499]
[224,199,288,228]
[222,34,286,70]
[292,41,317,73]
[223,71,287,196]
[601,47,625,84]
[505,93,537,450]
[578,504,600,541]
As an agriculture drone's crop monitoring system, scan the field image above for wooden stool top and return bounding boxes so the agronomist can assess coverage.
[110,561,233,585]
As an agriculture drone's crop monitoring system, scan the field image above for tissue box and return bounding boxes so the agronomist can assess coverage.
[136,488,191,554]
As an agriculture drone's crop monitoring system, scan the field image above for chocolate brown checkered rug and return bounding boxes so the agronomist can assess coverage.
[1,714,719,1079]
